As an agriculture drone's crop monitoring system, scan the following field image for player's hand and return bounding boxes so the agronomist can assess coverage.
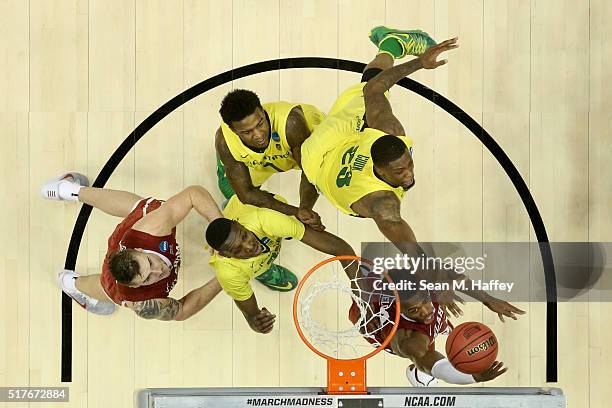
[472,361,507,382]
[249,307,276,334]
[419,37,459,69]
[297,208,325,231]
[436,290,465,318]
[483,297,526,322]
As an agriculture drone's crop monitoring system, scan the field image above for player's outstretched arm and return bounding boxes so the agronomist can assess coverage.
[363,37,459,136]
[125,277,223,321]
[391,329,505,384]
[285,106,311,168]
[366,38,459,95]
[299,227,359,275]
[300,227,356,257]
[215,128,303,216]
[353,191,422,257]
[126,298,181,321]
[296,172,324,231]
[480,294,525,322]
[301,226,355,265]
[449,275,525,322]
[285,106,324,230]
[363,60,419,135]
[234,294,276,334]
[355,192,472,283]
[174,276,223,320]
[391,328,447,373]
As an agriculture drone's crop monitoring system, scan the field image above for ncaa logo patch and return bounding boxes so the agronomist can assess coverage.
[261,237,270,245]
[271,131,281,142]
[159,240,169,252]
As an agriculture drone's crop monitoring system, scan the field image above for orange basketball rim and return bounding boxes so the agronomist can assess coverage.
[292,255,401,395]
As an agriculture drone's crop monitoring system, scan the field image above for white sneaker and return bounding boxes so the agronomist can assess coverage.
[57,270,116,315]
[41,172,89,201]
[406,364,438,387]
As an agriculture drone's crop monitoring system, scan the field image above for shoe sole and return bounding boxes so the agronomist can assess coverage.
[261,282,296,291]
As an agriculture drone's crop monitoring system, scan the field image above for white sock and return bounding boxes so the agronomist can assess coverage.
[58,180,82,201]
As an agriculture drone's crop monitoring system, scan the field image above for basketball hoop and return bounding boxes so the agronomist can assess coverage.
[292,255,401,395]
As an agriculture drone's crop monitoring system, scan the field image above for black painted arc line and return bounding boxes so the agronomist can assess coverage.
[62,56,557,383]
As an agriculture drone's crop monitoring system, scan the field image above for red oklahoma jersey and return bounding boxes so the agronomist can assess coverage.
[349,296,452,353]
[100,198,180,305]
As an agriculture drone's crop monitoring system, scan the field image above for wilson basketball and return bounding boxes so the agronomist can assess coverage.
[445,322,498,374]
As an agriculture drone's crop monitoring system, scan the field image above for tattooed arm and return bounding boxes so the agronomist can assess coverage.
[351,190,422,257]
[351,190,434,280]
[126,277,223,321]
[353,191,472,284]
[363,37,459,135]
[127,298,182,321]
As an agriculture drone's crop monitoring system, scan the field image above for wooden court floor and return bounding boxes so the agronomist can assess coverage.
[1,1,611,407]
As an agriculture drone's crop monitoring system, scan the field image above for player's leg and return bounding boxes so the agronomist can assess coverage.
[41,172,143,218]
[57,270,116,315]
[216,155,236,200]
[78,187,143,218]
[73,274,110,300]
[301,28,434,182]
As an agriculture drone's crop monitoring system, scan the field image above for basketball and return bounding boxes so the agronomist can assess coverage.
[445,322,498,374]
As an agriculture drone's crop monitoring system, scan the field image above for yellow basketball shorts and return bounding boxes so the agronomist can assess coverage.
[301,83,367,184]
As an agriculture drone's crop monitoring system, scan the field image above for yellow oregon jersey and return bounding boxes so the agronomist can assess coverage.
[209,195,305,301]
[221,102,325,187]
[318,128,414,216]
[301,82,413,216]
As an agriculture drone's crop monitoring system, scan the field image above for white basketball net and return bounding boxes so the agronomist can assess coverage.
[296,259,398,359]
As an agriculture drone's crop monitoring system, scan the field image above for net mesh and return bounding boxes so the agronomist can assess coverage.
[295,258,399,360]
